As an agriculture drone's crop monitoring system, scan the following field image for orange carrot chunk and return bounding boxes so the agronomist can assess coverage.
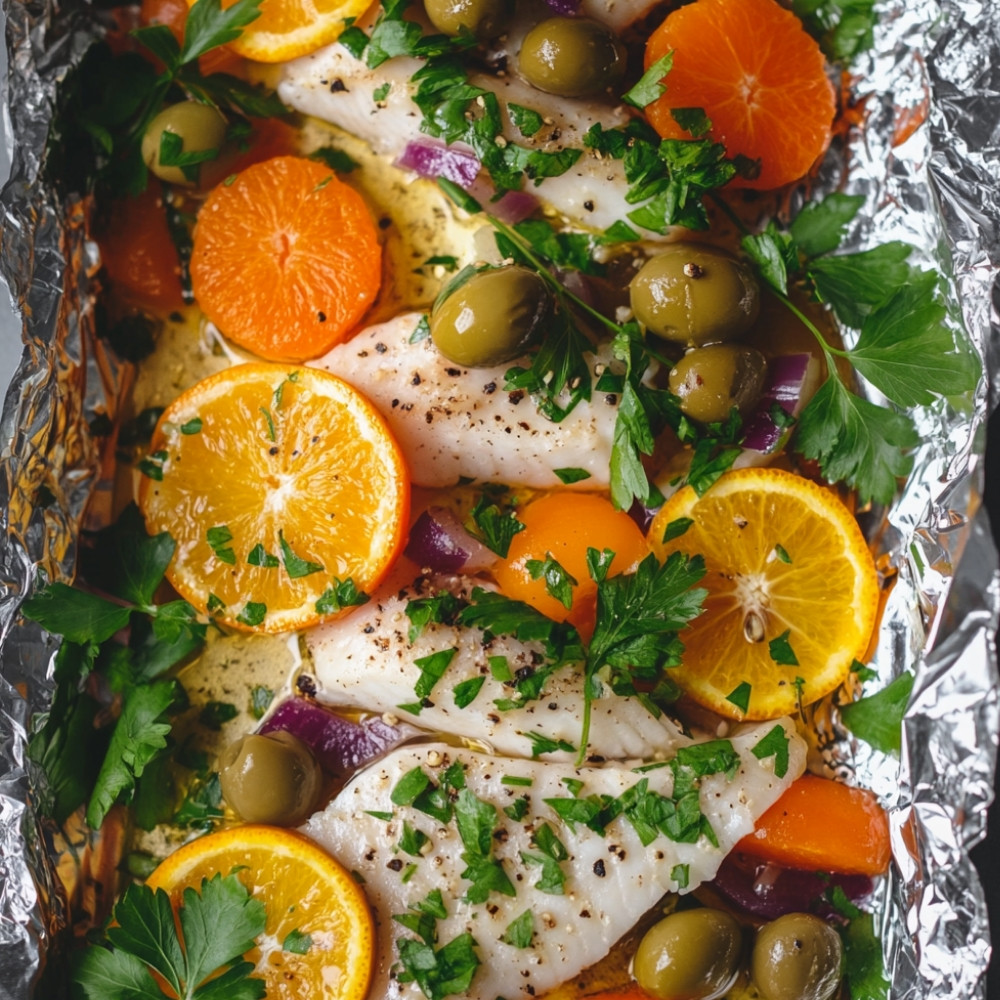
[737,773,891,877]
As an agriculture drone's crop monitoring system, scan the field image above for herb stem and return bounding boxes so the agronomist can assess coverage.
[772,289,850,365]
[487,215,621,337]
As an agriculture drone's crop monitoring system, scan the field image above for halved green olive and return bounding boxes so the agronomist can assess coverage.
[424,0,511,38]
[219,730,322,825]
[141,101,227,187]
[751,913,843,1000]
[668,344,767,424]
[518,17,626,97]
[430,265,550,367]
[633,907,743,1000]
[629,244,760,347]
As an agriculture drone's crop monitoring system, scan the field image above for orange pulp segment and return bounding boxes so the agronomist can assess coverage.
[138,362,409,633]
[643,0,836,191]
[146,824,374,1000]
[191,156,382,362]
[648,468,878,719]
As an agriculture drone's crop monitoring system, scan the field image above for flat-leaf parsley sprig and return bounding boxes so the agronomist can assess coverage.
[739,192,981,504]
[23,504,206,829]
[73,872,267,1000]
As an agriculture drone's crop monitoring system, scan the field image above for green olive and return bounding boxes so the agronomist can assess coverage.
[141,101,228,187]
[424,0,511,38]
[518,17,626,97]
[430,265,550,367]
[629,244,760,347]
[633,908,743,1000]
[751,913,843,1000]
[219,731,322,825]
[668,344,767,424]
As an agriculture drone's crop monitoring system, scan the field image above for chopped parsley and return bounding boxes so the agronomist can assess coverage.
[751,724,791,778]
[768,629,799,666]
[206,524,236,565]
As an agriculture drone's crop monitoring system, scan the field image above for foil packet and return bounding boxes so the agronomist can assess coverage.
[1,0,998,997]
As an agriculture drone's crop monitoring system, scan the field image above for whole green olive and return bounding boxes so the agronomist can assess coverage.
[219,730,322,826]
[751,913,843,1000]
[518,17,626,97]
[430,265,550,367]
[141,101,228,187]
[633,907,743,1000]
[668,344,767,424]
[629,244,760,347]
[424,0,511,38]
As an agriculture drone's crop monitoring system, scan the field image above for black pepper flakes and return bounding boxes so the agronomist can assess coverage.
[593,859,606,877]
[387,858,404,872]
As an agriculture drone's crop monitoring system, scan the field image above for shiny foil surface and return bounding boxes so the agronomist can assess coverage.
[1,0,998,998]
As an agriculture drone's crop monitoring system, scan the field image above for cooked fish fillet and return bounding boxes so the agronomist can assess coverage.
[307,572,691,762]
[277,0,668,234]
[301,720,805,1000]
[311,311,619,489]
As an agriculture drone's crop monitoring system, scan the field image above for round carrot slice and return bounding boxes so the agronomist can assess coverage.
[643,0,836,190]
[147,825,374,1000]
[138,363,409,633]
[191,156,382,362]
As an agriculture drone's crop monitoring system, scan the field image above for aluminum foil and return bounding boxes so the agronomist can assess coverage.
[0,0,998,998]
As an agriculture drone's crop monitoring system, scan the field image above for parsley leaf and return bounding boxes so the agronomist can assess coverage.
[792,0,879,62]
[279,532,324,578]
[87,680,179,829]
[622,52,673,109]
[22,584,132,644]
[789,192,864,257]
[396,932,480,1000]
[750,724,791,778]
[841,671,914,754]
[500,910,534,948]
[726,681,752,714]
[795,375,919,505]
[73,873,267,1000]
[314,577,369,614]
[526,553,577,609]
[468,490,525,557]
[768,629,799,666]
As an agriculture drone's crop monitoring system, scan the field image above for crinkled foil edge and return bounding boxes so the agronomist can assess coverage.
[0,0,998,997]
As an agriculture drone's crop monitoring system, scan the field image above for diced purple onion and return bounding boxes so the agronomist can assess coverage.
[710,851,873,922]
[628,498,659,533]
[488,188,540,224]
[405,506,496,573]
[741,353,815,454]
[397,139,481,188]
[261,697,413,776]
[545,0,581,14]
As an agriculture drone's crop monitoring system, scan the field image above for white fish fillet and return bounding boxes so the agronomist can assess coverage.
[310,311,619,489]
[307,572,691,762]
[301,721,806,1000]
[277,0,670,234]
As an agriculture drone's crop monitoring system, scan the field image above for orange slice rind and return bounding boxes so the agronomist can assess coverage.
[649,468,879,719]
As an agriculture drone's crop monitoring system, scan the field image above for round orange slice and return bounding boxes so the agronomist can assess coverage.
[649,468,878,719]
[190,0,373,63]
[138,363,410,633]
[147,825,374,1000]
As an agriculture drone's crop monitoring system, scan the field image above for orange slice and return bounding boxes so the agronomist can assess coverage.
[190,0,373,63]
[138,363,410,633]
[191,157,382,363]
[147,825,374,1000]
[648,468,878,719]
[643,0,836,190]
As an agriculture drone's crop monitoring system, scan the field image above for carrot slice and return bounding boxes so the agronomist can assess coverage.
[737,774,891,877]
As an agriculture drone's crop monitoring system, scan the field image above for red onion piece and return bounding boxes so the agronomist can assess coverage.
[405,506,496,573]
[260,697,412,776]
[711,851,873,922]
[488,188,540,224]
[397,139,481,188]
[545,0,581,14]
[741,353,816,454]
